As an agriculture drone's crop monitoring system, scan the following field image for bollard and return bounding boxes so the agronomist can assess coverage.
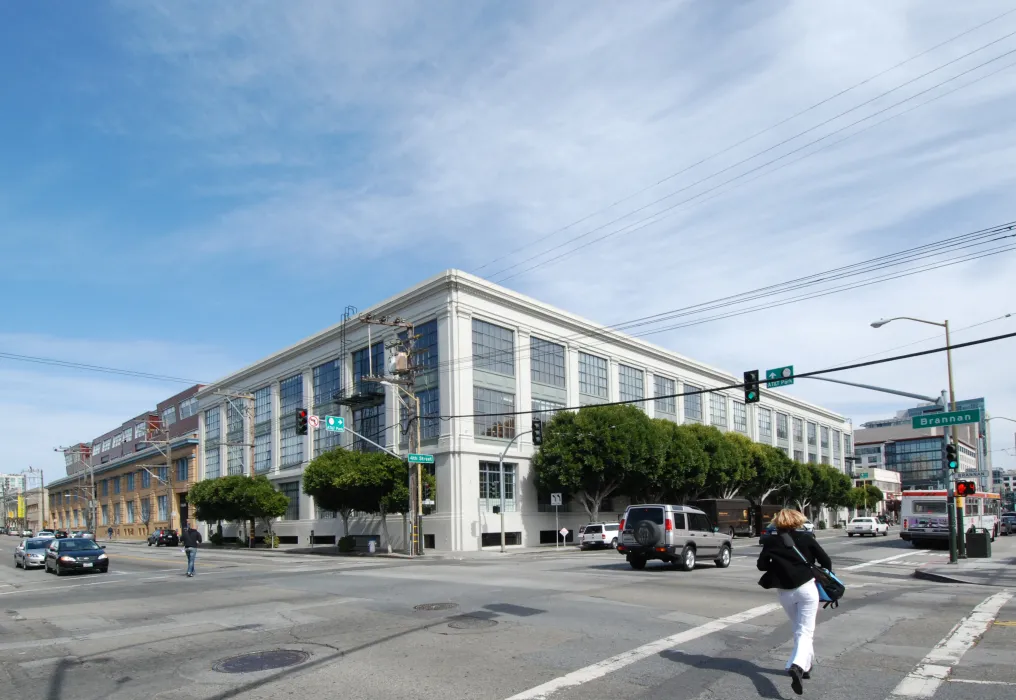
[310,529,314,548]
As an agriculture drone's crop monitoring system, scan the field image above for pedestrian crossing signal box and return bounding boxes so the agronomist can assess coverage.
[955,480,976,496]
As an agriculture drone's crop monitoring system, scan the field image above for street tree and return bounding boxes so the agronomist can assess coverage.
[743,444,795,506]
[303,449,359,535]
[849,484,884,515]
[240,476,290,544]
[533,404,656,521]
[638,420,708,502]
[688,427,755,500]
[783,461,815,514]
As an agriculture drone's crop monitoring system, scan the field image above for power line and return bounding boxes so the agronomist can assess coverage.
[398,222,1016,377]
[0,352,208,385]
[470,7,1016,276]
[493,44,1016,283]
[435,330,1016,421]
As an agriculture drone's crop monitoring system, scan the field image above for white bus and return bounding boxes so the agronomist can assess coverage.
[900,489,1001,547]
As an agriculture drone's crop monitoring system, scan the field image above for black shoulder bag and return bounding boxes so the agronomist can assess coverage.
[779,533,845,609]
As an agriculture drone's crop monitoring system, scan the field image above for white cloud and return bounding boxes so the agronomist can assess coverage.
[101,0,1016,474]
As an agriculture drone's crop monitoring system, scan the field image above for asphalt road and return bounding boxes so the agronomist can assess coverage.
[0,530,1013,700]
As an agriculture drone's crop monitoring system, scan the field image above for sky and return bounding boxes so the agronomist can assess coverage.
[2,0,1015,485]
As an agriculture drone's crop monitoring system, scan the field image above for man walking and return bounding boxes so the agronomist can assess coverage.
[181,524,202,578]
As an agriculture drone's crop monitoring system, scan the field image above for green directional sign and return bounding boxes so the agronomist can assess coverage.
[912,409,981,430]
[408,453,434,464]
[765,365,794,388]
[325,415,345,432]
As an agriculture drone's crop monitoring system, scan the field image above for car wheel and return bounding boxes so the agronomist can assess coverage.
[55,565,64,577]
[14,559,20,569]
[848,533,854,537]
[676,545,696,571]
[729,528,736,539]
[148,541,152,547]
[714,545,731,569]
[883,530,888,537]
[628,557,647,570]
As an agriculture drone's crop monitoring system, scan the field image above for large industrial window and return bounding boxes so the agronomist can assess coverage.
[473,319,515,376]
[253,385,272,473]
[479,461,516,512]
[279,374,304,467]
[352,342,385,394]
[578,352,608,398]
[313,358,344,456]
[758,407,773,443]
[683,384,703,424]
[733,401,748,434]
[530,337,566,387]
[474,387,516,439]
[710,394,728,429]
[776,413,789,444]
[618,365,644,405]
[655,376,676,419]
[353,404,386,453]
[204,408,221,479]
[278,481,300,521]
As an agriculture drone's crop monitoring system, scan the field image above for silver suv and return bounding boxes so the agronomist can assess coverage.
[618,504,733,571]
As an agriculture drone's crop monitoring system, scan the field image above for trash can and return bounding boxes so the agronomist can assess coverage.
[965,528,991,558]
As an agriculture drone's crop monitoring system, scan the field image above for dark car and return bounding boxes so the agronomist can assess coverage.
[148,528,179,547]
[53,530,70,539]
[45,538,109,575]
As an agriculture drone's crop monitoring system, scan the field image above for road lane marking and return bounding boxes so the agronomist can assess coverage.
[949,679,1016,686]
[843,551,924,570]
[887,590,1013,699]
[504,603,781,700]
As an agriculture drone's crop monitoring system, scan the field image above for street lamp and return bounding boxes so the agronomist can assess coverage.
[872,316,960,561]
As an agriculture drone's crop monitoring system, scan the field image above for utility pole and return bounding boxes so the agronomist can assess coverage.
[216,391,255,545]
[360,313,423,556]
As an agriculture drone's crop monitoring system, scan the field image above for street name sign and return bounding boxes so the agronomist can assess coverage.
[408,453,435,464]
[765,365,794,388]
[325,415,345,432]
[912,409,981,430]
[550,493,562,506]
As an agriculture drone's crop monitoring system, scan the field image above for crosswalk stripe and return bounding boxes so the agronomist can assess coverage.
[887,591,1013,699]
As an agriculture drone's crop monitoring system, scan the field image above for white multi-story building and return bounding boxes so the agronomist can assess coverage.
[194,270,852,552]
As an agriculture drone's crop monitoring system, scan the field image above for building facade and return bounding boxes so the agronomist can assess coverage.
[853,399,990,491]
[46,385,203,538]
[195,270,853,552]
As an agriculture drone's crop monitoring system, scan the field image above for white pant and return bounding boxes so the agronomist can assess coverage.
[778,579,819,672]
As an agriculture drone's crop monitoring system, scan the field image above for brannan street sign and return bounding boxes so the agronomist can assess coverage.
[912,409,981,430]
[765,365,794,388]
[408,453,434,464]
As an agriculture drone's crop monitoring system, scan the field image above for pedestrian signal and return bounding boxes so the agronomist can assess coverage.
[955,480,976,496]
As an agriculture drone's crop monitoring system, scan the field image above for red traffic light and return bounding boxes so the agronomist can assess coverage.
[955,480,977,496]
[295,408,309,435]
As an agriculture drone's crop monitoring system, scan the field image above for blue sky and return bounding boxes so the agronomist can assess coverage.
[2,1,1016,482]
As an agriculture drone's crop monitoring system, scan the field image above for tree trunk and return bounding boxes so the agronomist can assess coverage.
[378,506,392,554]
[721,487,741,499]
[340,510,351,537]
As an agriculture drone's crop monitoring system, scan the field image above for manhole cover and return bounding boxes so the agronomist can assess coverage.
[448,616,499,630]
[212,649,310,674]
[414,603,459,611]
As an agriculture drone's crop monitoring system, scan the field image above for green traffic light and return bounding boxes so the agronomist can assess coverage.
[748,392,756,400]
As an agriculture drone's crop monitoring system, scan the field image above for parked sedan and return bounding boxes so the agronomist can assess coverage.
[45,539,109,575]
[847,516,889,537]
[36,530,55,538]
[14,538,52,569]
[148,529,179,547]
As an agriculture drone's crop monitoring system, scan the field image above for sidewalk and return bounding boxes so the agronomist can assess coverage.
[913,556,1016,587]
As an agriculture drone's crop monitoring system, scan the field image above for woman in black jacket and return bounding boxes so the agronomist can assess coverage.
[757,509,833,695]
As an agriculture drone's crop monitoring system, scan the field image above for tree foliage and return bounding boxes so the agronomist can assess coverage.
[533,404,657,521]
[189,474,288,540]
[532,406,854,521]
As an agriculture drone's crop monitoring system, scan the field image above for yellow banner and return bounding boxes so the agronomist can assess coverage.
[17,495,25,518]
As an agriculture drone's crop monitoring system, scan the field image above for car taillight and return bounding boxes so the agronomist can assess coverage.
[602,534,606,539]
[619,519,625,531]
[903,519,908,529]
[665,518,673,531]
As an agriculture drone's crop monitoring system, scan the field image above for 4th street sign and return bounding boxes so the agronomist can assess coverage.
[408,453,435,464]
[765,365,794,388]
[325,415,345,432]
[912,409,981,430]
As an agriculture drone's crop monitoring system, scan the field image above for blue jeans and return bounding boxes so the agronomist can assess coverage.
[185,547,197,576]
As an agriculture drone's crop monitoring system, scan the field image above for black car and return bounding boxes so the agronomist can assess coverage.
[148,529,179,547]
[45,538,109,575]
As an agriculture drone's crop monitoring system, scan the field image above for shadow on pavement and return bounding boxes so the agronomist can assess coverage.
[660,650,786,699]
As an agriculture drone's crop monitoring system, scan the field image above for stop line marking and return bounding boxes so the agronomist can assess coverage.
[505,602,781,699]
[842,551,924,571]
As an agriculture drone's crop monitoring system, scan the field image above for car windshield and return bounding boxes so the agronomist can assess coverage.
[625,507,664,525]
[59,540,102,551]
[25,539,50,549]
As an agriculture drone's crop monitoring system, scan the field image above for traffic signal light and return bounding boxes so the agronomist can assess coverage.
[532,417,543,446]
[743,370,760,404]
[955,480,976,496]
[945,442,959,470]
[295,408,308,435]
